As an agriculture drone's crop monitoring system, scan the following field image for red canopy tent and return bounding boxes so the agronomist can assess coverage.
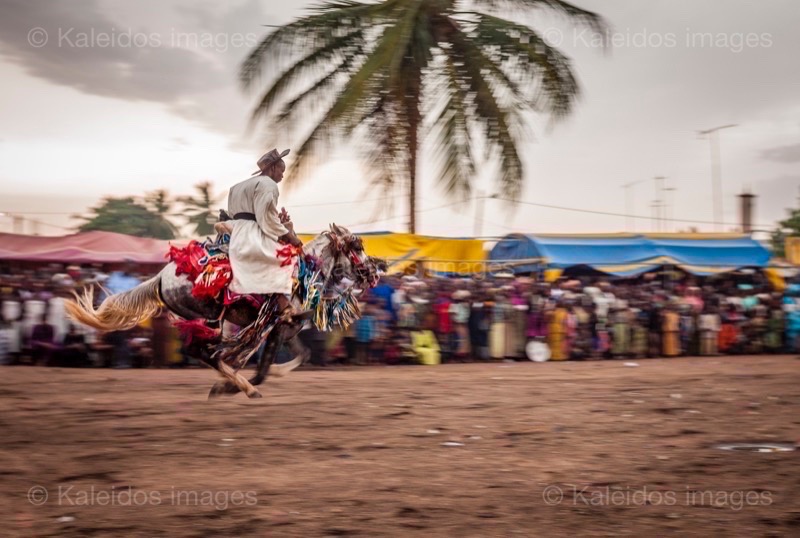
[0,231,183,264]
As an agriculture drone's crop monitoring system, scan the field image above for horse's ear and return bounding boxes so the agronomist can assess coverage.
[331,223,345,236]
[370,256,388,272]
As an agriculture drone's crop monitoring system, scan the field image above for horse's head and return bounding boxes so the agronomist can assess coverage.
[314,224,383,291]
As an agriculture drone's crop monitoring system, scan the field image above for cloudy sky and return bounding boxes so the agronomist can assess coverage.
[0,0,798,237]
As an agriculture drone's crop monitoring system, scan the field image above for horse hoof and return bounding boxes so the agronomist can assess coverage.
[209,380,241,397]
[247,391,263,399]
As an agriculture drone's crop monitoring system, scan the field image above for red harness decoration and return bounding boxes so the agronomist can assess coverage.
[168,241,233,301]
[167,241,206,281]
[192,259,233,300]
[173,319,220,344]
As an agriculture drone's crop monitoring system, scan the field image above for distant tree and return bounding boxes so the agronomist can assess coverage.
[76,197,178,239]
[144,189,181,238]
[770,206,800,258]
[179,181,222,237]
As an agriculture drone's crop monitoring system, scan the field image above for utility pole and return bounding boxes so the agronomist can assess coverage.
[650,200,658,228]
[663,186,677,233]
[653,176,666,232]
[698,124,737,231]
[474,192,497,237]
[621,180,646,232]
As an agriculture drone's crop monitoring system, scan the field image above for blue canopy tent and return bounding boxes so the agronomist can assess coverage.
[488,233,771,277]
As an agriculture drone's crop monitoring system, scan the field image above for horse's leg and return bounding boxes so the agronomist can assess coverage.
[210,326,285,396]
[209,337,274,396]
[202,355,262,399]
[269,332,311,377]
[211,323,306,395]
[252,325,297,384]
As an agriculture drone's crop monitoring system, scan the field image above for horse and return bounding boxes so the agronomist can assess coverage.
[66,224,383,398]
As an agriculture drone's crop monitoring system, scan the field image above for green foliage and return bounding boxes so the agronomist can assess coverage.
[771,206,800,258]
[178,181,222,237]
[144,189,181,238]
[240,0,606,231]
[76,197,178,240]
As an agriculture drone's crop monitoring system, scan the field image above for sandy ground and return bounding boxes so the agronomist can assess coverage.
[1,356,799,537]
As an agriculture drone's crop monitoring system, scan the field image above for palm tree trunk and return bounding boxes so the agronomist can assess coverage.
[405,69,422,234]
[408,125,417,234]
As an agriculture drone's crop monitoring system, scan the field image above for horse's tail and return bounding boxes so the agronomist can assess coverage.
[66,277,162,331]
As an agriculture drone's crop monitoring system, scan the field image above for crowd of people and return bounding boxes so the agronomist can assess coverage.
[339,273,800,365]
[0,263,175,367]
[2,263,799,367]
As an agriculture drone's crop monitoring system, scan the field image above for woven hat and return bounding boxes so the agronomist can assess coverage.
[253,148,290,175]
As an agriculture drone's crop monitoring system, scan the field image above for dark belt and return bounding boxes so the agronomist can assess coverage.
[233,212,257,221]
[222,211,280,242]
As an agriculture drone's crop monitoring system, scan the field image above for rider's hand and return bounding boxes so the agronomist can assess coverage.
[279,207,291,223]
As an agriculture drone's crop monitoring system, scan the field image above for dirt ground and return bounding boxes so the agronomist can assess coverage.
[1,356,799,537]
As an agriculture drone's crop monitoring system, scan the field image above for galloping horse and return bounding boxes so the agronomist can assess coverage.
[66,224,382,398]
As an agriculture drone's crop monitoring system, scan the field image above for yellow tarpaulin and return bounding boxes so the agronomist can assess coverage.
[298,232,486,274]
[787,237,800,266]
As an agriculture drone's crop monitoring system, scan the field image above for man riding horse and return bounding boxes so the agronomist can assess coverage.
[221,148,304,319]
[66,149,383,398]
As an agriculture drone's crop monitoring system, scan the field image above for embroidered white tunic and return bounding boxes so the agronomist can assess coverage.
[227,174,294,295]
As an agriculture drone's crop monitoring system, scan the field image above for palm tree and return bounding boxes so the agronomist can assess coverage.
[179,181,222,237]
[77,197,178,239]
[240,0,606,233]
[144,189,181,238]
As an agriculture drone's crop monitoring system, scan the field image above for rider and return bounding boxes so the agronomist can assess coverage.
[225,148,303,315]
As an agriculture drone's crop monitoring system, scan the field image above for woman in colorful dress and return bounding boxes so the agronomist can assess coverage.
[548,302,569,360]
[611,307,631,359]
[489,293,507,360]
[661,305,681,357]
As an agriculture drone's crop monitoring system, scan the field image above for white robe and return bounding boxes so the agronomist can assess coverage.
[227,175,295,295]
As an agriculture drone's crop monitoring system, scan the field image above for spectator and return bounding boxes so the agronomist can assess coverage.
[611,306,631,359]
[59,323,90,367]
[764,302,784,353]
[679,304,697,356]
[30,313,57,365]
[699,306,721,356]
[662,304,680,357]
[630,308,648,359]
[0,318,14,365]
[488,292,508,360]
[548,301,569,360]
[410,322,441,366]
[719,304,742,354]
[450,290,471,361]
[354,304,377,365]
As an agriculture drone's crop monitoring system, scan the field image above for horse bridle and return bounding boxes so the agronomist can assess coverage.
[324,232,370,288]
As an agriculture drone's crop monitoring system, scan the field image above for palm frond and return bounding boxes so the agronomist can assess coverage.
[468,0,607,35]
[240,0,397,90]
[466,12,579,117]
[329,0,421,129]
[274,51,361,129]
[446,26,523,200]
[427,53,475,200]
[249,29,365,126]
